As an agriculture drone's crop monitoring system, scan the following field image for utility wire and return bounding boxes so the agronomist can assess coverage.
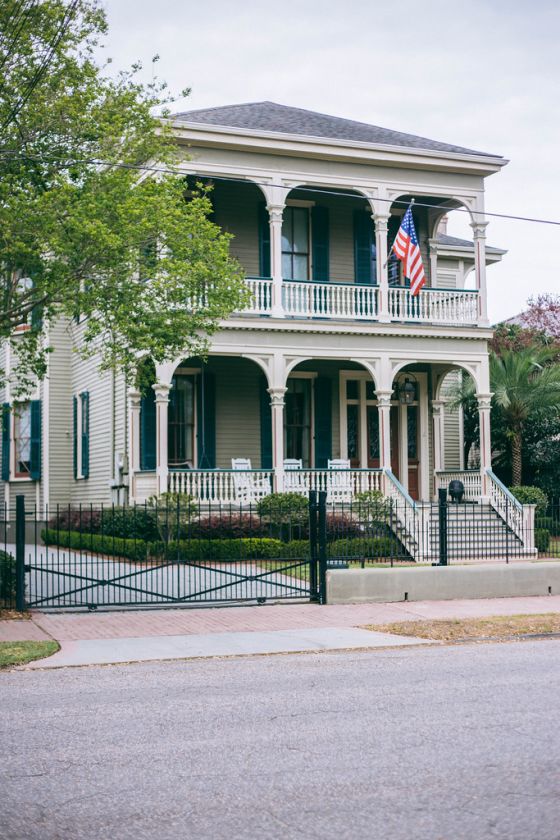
[1,148,559,228]
[1,0,79,132]
[0,0,38,75]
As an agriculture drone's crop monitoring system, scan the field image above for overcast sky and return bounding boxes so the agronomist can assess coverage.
[101,0,559,323]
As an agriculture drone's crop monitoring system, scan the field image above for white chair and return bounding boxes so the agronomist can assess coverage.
[283,459,306,495]
[231,458,272,505]
[327,458,353,504]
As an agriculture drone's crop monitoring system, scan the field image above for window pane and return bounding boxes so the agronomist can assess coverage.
[407,406,418,460]
[367,407,379,461]
[292,208,309,253]
[281,208,292,252]
[284,379,311,466]
[168,375,195,466]
[282,253,293,280]
[347,404,359,460]
[14,403,31,475]
[346,380,359,400]
[365,382,376,401]
[293,254,308,281]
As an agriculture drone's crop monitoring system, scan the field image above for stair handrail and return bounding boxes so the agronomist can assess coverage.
[486,469,524,542]
[383,468,428,560]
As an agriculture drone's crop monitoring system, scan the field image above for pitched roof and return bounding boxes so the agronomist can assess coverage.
[436,234,504,254]
[172,101,499,158]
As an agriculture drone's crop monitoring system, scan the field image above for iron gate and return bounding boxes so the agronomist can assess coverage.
[13,493,328,610]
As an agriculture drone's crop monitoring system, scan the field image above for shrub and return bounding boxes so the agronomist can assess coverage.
[150,537,288,562]
[256,493,308,526]
[509,485,548,517]
[354,490,392,523]
[327,537,404,560]
[0,550,16,606]
[47,506,160,541]
[535,528,550,553]
[536,516,560,537]
[188,513,268,540]
[325,513,364,539]
[147,492,197,542]
[48,507,103,533]
[42,529,148,562]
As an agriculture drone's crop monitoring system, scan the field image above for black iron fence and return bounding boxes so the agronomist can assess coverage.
[1,492,559,612]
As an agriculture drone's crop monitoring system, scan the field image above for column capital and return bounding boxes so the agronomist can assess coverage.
[470,219,489,238]
[267,204,285,223]
[128,388,142,409]
[477,393,493,410]
[372,212,390,229]
[431,399,446,415]
[268,386,287,407]
[153,382,171,402]
[376,390,393,408]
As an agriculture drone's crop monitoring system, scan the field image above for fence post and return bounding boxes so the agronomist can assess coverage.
[308,491,318,601]
[15,494,26,611]
[437,487,448,566]
[318,490,328,603]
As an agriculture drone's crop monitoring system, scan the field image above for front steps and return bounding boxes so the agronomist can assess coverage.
[425,503,534,563]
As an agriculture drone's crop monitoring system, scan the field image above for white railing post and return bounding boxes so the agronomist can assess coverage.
[268,204,285,318]
[523,504,536,552]
[477,394,493,499]
[153,382,170,495]
[471,218,489,326]
[374,213,391,322]
[268,386,286,493]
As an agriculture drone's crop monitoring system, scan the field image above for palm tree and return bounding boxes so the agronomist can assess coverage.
[490,348,560,485]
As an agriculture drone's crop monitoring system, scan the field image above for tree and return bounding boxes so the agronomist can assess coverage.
[0,0,248,393]
[490,347,560,485]
[523,293,560,346]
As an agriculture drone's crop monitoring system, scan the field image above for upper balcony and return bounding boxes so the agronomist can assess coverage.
[200,178,500,331]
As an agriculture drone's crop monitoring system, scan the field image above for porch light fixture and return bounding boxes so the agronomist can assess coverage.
[398,375,417,405]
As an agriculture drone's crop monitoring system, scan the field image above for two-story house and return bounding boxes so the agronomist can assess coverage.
[4,101,532,555]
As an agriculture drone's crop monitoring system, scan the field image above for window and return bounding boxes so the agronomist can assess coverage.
[168,374,195,467]
[282,207,310,281]
[73,392,89,479]
[13,403,31,477]
[284,378,312,466]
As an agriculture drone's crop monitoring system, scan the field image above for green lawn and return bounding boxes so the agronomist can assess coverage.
[0,641,59,668]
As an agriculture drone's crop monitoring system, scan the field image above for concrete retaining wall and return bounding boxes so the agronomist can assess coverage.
[327,562,560,604]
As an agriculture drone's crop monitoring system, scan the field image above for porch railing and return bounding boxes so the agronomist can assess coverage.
[168,469,274,504]
[435,470,482,501]
[283,280,378,320]
[244,276,273,314]
[388,287,479,325]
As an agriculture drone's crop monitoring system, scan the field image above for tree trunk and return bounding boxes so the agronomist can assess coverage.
[511,431,522,485]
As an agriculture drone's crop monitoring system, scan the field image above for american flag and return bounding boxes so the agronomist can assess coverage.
[392,204,426,295]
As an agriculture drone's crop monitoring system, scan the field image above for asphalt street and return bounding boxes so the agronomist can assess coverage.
[1,640,559,840]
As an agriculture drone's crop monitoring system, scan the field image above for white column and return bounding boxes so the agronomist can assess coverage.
[377,391,392,471]
[154,383,170,495]
[128,388,142,499]
[431,399,445,473]
[374,213,391,322]
[428,239,438,288]
[471,219,489,326]
[268,204,285,318]
[268,386,286,493]
[477,393,492,498]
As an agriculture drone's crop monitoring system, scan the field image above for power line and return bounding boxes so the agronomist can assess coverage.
[1,148,560,228]
[0,1,38,75]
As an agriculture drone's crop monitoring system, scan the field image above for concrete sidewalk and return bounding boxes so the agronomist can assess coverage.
[2,595,559,669]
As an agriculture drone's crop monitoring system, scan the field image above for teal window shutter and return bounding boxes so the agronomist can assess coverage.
[29,400,41,481]
[354,209,375,284]
[314,377,332,467]
[258,203,271,277]
[312,206,329,282]
[197,370,216,469]
[81,392,89,479]
[259,376,272,469]
[72,396,78,479]
[140,388,156,471]
[2,404,10,482]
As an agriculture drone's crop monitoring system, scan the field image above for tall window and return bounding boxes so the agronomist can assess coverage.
[13,402,31,477]
[282,206,309,281]
[284,378,312,466]
[168,374,195,467]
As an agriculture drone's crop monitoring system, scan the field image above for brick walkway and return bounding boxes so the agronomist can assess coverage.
[2,595,560,643]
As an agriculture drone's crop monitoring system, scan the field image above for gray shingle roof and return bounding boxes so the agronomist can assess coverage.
[437,234,504,254]
[172,101,500,158]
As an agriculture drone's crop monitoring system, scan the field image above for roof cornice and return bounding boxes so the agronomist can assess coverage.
[166,118,508,176]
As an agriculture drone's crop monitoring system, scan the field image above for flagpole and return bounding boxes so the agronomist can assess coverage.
[383,198,414,268]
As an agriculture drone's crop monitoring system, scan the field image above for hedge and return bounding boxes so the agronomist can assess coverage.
[41,532,406,564]
[0,550,16,606]
[537,517,560,538]
[535,528,551,554]
[42,529,149,562]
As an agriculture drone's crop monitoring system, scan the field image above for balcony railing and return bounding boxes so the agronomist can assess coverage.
[240,278,479,326]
